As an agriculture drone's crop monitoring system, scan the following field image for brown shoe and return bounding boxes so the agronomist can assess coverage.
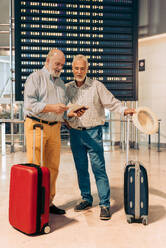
[74,200,92,212]
[100,206,111,220]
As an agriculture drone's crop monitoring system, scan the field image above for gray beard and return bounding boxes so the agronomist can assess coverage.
[75,76,86,82]
[48,65,61,78]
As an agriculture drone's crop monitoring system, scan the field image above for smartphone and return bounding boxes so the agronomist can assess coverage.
[73,106,88,113]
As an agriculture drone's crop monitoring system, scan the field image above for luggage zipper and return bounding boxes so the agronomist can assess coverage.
[135,162,140,219]
[21,163,43,233]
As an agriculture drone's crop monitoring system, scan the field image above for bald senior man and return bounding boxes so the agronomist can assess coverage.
[24,49,82,215]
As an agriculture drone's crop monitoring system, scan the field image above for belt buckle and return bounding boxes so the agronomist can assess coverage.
[77,127,87,131]
[48,121,56,125]
[77,127,82,130]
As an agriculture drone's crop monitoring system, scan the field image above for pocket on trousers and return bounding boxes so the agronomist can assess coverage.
[97,127,103,140]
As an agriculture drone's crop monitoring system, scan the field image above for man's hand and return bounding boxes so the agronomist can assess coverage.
[53,104,69,114]
[42,104,69,114]
[67,108,87,118]
[124,108,136,116]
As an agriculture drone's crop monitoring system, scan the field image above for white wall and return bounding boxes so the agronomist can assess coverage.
[138,34,166,144]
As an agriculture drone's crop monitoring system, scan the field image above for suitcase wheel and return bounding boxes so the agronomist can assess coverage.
[42,225,51,234]
[127,217,133,224]
[142,218,148,225]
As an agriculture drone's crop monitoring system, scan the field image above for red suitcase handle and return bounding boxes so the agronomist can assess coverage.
[33,124,44,166]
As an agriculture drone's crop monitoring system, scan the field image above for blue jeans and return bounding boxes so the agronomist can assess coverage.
[69,126,110,207]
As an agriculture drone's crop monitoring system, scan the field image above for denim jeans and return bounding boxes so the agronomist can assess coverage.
[69,126,110,207]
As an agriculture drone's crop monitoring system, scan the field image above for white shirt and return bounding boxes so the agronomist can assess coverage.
[24,67,68,122]
[66,77,127,128]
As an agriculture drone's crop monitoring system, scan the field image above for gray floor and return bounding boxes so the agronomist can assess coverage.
[0,144,166,248]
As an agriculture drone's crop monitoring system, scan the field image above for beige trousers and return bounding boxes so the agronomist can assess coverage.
[24,118,61,204]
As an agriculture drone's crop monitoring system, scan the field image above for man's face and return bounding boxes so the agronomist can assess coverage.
[47,53,65,78]
[72,59,88,83]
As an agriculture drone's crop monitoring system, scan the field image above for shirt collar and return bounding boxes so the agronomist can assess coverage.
[73,77,92,88]
[42,66,49,75]
[42,66,59,83]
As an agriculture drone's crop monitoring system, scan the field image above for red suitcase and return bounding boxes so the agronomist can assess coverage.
[9,124,50,234]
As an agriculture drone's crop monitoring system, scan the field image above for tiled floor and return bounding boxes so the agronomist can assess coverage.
[0,145,166,248]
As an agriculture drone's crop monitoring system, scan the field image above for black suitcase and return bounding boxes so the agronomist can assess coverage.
[124,116,149,225]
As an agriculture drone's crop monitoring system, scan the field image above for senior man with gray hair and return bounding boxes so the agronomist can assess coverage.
[66,54,135,220]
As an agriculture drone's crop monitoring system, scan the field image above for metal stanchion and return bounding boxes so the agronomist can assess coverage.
[1,123,6,156]
[130,101,135,148]
[23,122,26,152]
[120,116,123,149]
[148,134,151,149]
[9,0,15,152]
[148,119,161,152]
[124,102,127,150]
[157,119,161,152]
[18,103,24,145]
[109,112,113,146]
[134,101,139,149]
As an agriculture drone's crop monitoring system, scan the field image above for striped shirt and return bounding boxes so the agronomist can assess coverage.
[66,77,127,128]
[24,66,68,122]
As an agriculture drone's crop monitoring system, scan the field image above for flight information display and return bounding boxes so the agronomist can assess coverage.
[14,0,138,101]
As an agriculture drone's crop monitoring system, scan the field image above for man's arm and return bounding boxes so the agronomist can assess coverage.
[42,104,68,114]
[24,74,46,115]
[96,81,136,116]
[96,81,127,115]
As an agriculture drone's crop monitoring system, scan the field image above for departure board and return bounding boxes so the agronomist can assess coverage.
[14,0,138,101]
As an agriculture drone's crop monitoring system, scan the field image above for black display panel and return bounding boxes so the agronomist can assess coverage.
[14,0,138,101]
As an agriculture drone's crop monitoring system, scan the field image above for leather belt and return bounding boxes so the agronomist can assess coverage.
[27,116,58,126]
[76,126,94,131]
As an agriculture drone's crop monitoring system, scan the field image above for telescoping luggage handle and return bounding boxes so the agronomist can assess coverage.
[126,115,139,168]
[126,115,138,165]
[126,115,141,220]
[33,124,43,166]
[126,115,130,165]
